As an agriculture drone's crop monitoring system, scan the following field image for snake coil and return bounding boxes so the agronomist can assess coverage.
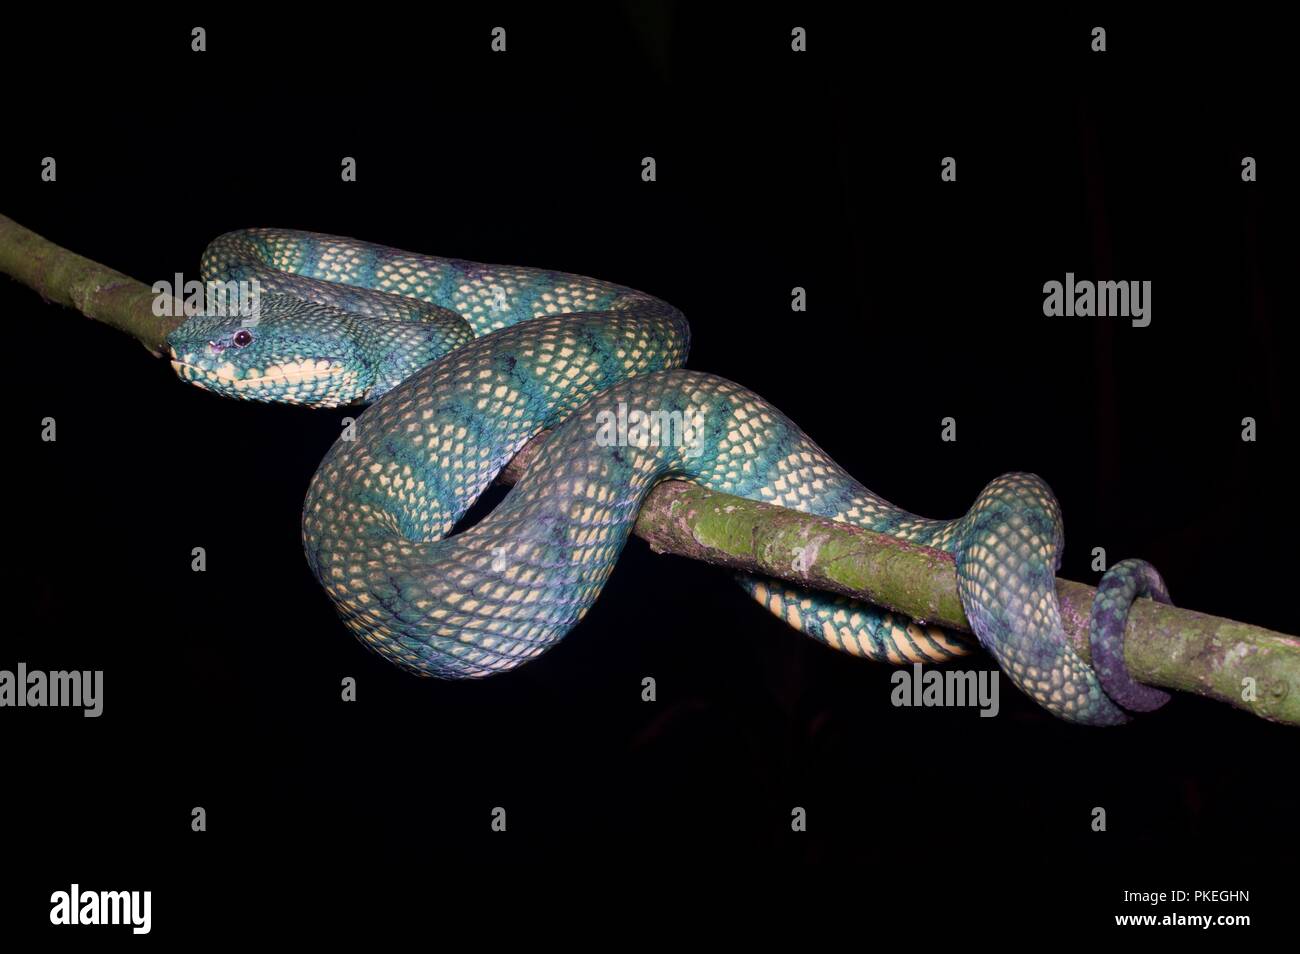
[167,229,1171,726]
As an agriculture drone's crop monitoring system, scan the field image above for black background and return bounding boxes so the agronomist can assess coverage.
[1,4,1293,941]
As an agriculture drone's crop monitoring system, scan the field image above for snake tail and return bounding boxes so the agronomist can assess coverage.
[1087,559,1173,713]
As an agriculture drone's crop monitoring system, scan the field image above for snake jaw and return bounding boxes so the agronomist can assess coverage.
[168,353,363,406]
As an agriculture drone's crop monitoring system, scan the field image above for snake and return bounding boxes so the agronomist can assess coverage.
[165,228,1172,726]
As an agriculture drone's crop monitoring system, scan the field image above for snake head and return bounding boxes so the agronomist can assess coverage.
[166,295,374,407]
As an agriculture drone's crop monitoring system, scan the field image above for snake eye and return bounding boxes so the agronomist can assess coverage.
[232,329,253,348]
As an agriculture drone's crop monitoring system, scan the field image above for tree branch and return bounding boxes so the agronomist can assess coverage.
[502,435,1298,725]
[5,212,1296,725]
[0,213,182,354]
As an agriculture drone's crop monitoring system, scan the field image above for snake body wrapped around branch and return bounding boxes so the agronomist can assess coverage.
[165,228,1171,726]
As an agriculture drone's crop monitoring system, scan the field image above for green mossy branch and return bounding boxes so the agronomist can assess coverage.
[0,214,183,353]
[5,212,1297,725]
[502,439,1298,725]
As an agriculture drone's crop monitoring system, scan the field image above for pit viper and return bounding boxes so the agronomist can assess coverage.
[166,228,1172,725]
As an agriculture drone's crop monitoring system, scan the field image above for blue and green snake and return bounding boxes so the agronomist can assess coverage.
[166,228,1172,725]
